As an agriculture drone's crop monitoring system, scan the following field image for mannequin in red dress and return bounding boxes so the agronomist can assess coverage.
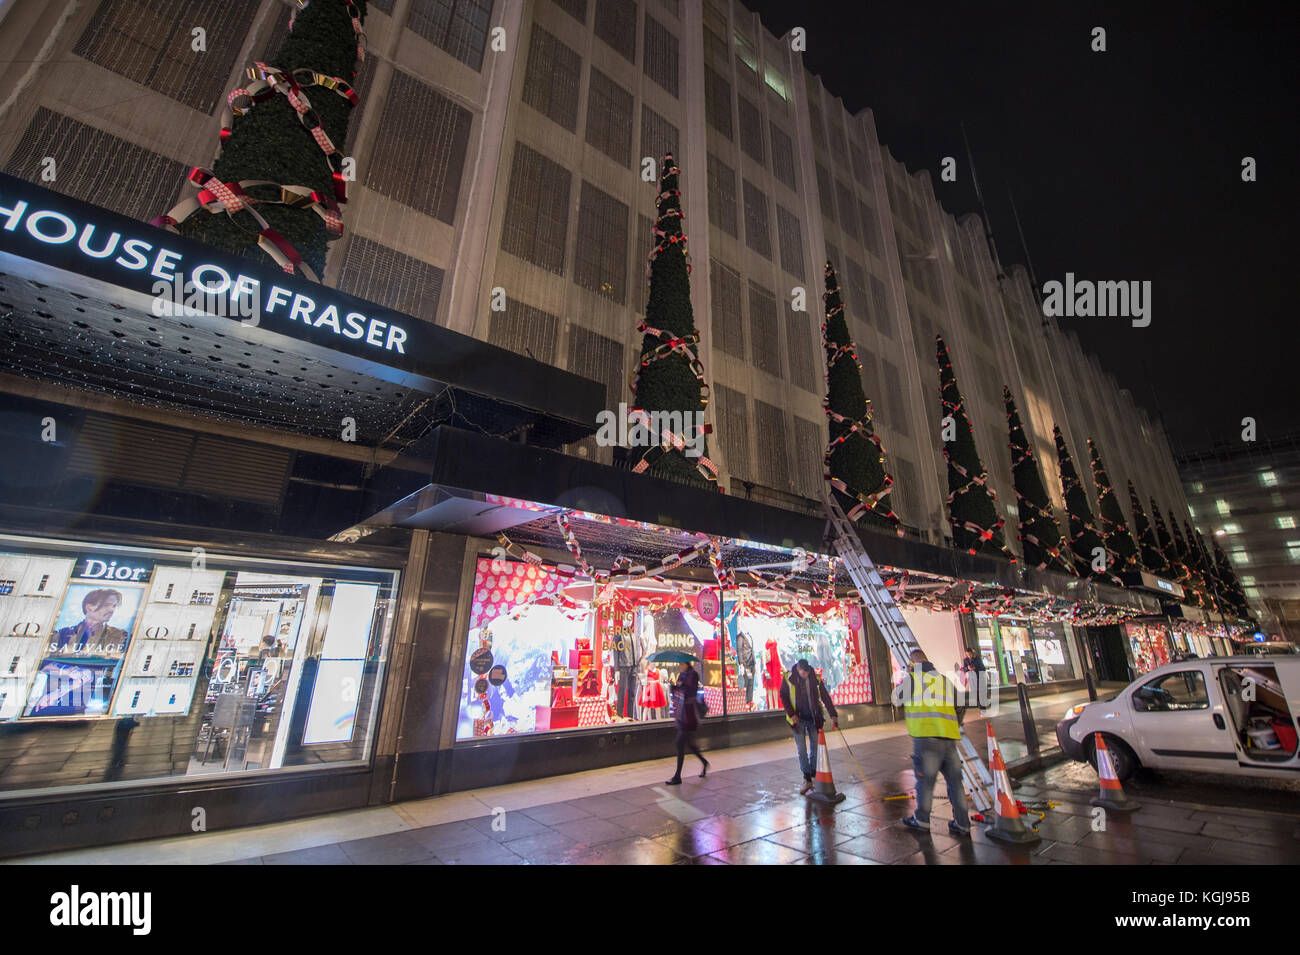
[761,638,782,710]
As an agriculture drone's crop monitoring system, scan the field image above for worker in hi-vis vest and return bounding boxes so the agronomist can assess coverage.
[897,649,971,836]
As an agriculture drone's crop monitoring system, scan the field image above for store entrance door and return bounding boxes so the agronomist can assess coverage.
[1085,626,1131,683]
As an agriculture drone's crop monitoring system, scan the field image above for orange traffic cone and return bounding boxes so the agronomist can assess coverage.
[986,722,999,765]
[984,746,1040,845]
[1090,734,1139,813]
[807,727,847,804]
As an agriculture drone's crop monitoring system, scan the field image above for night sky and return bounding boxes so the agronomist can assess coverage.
[743,0,1297,453]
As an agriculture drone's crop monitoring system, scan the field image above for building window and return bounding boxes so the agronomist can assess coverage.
[715,385,751,480]
[2,108,185,222]
[585,68,635,167]
[336,236,445,324]
[1220,523,1241,535]
[738,94,765,165]
[859,201,882,258]
[640,106,679,170]
[632,214,655,312]
[754,400,792,491]
[366,71,473,223]
[710,260,745,359]
[1278,516,1297,530]
[776,205,805,280]
[748,283,781,377]
[1288,541,1300,562]
[643,15,679,96]
[846,259,869,331]
[788,314,817,394]
[567,326,625,408]
[770,123,797,191]
[880,359,909,437]
[500,142,572,275]
[574,182,629,303]
[734,31,758,76]
[1215,499,1231,516]
[73,0,260,114]
[1230,549,1250,566]
[742,179,772,259]
[816,163,835,224]
[705,67,733,139]
[707,154,738,237]
[490,298,560,364]
[1239,575,1256,586]
[836,180,859,240]
[1191,481,1205,493]
[594,0,637,62]
[409,0,494,71]
[764,63,788,101]
[807,95,826,149]
[793,416,823,497]
[551,0,587,23]
[1260,471,1278,487]
[522,26,582,132]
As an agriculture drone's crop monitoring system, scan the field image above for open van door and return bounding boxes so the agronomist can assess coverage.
[1127,664,1237,771]
[1220,662,1300,773]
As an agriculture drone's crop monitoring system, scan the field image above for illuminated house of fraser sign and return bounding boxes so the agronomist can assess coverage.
[0,172,603,435]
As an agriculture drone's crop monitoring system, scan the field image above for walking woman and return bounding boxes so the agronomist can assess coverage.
[666,659,709,784]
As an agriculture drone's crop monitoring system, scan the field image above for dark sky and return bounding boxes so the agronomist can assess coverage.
[742,0,1298,453]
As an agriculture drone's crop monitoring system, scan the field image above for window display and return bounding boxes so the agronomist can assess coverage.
[0,534,398,796]
[1127,623,1172,674]
[455,556,870,740]
[1030,623,1076,682]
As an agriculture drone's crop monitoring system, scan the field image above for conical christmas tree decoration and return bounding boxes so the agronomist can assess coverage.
[1004,388,1074,574]
[821,262,900,533]
[1183,521,1219,614]
[1212,540,1252,621]
[1151,500,1180,570]
[1088,439,1141,581]
[1054,426,1120,584]
[1168,515,1207,609]
[1128,482,1168,575]
[156,0,369,279]
[631,153,716,487]
[936,336,1012,559]
[1192,529,1228,615]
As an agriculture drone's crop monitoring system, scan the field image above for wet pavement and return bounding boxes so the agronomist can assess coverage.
[214,688,1299,864]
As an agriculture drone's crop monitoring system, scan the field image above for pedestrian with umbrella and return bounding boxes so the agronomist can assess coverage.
[652,650,709,784]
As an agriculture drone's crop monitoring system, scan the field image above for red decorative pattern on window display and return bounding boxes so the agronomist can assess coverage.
[831,664,872,705]
[469,557,564,631]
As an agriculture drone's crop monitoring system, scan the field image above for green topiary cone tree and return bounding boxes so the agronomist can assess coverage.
[1088,438,1141,581]
[1004,388,1073,574]
[631,153,713,488]
[1168,514,1207,609]
[1183,520,1220,614]
[1151,500,1180,570]
[1212,540,1252,621]
[1128,482,1168,575]
[170,0,367,279]
[821,262,899,532]
[1054,426,1120,583]
[936,336,1011,558]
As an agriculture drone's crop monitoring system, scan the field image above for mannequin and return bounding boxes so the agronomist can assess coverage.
[639,664,668,720]
[736,631,756,706]
[761,638,782,710]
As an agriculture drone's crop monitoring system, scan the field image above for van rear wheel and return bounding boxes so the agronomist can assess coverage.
[1084,734,1139,782]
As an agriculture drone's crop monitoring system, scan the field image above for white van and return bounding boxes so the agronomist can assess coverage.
[1056,656,1300,781]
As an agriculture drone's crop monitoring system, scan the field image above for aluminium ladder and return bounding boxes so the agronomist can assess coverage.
[820,485,995,815]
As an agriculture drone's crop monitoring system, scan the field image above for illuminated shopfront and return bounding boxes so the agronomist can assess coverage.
[1126,621,1173,674]
[0,533,398,795]
[455,554,870,741]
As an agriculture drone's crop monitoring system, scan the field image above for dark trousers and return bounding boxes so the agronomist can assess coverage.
[616,667,638,719]
[673,728,705,778]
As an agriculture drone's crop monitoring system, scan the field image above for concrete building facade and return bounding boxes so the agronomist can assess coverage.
[0,0,1191,553]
